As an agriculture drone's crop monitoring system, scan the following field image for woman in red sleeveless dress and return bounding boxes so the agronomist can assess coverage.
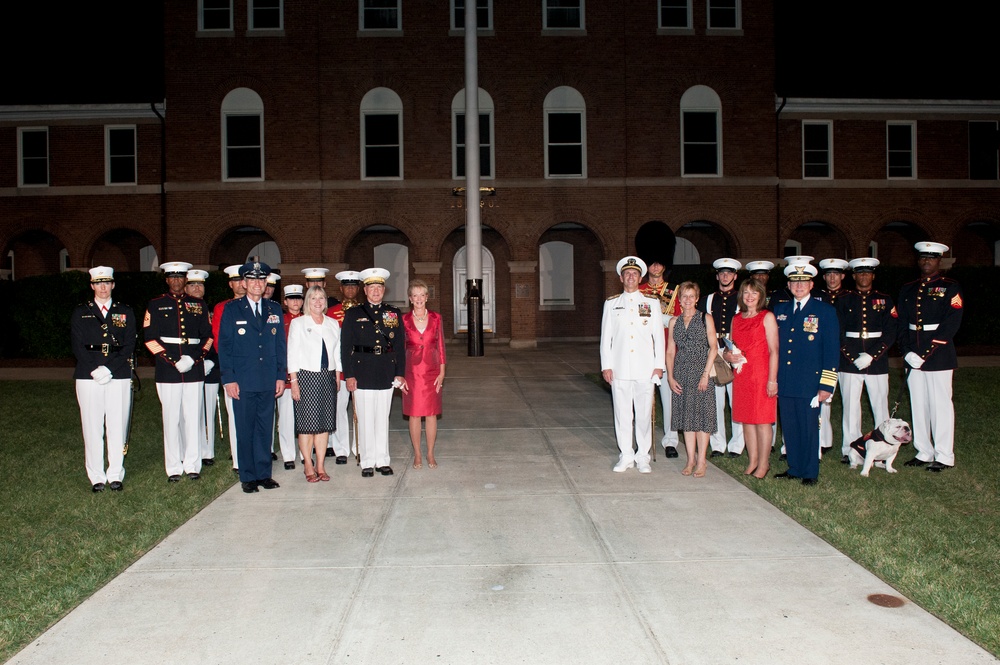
[402,280,446,469]
[725,279,779,479]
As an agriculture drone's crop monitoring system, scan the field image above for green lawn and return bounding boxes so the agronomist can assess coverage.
[0,380,236,662]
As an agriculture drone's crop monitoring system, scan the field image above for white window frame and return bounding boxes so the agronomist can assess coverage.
[451,0,493,31]
[361,88,404,180]
[539,241,574,307]
[543,0,584,31]
[18,127,49,187]
[543,86,587,179]
[802,121,833,180]
[105,125,137,186]
[680,86,722,177]
[706,0,741,30]
[886,121,916,179]
[359,0,401,32]
[221,88,265,182]
[199,0,233,31]
[452,89,495,180]
[248,0,283,30]
[658,0,692,31]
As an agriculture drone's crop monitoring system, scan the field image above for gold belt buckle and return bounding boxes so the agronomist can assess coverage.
[860,331,869,339]
[913,325,922,331]
[101,343,110,355]
[373,347,382,355]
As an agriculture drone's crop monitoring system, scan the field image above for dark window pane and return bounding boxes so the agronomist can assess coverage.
[708,0,737,28]
[803,123,828,150]
[969,121,999,180]
[661,0,689,28]
[203,0,231,29]
[454,0,490,28]
[683,112,716,143]
[109,128,135,156]
[364,0,398,29]
[455,113,466,145]
[479,145,491,176]
[366,146,400,177]
[227,148,261,178]
[110,156,136,183]
[549,145,582,175]
[684,144,718,175]
[365,114,399,145]
[803,161,829,178]
[548,113,581,143]
[22,131,47,157]
[888,152,912,176]
[252,0,281,29]
[22,160,47,185]
[546,0,581,28]
[227,115,260,147]
[456,145,465,177]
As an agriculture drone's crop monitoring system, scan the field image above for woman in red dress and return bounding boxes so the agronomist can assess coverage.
[402,280,446,469]
[724,279,779,479]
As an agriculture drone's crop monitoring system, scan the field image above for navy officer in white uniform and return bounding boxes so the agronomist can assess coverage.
[601,256,665,473]
[218,261,287,493]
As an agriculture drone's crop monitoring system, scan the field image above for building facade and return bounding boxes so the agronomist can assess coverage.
[2,1,998,345]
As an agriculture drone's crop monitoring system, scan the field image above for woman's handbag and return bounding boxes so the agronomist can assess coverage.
[710,354,734,386]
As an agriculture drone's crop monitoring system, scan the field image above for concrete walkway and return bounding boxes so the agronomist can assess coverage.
[7,344,997,665]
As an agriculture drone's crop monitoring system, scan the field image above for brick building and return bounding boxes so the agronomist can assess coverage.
[2,1,998,346]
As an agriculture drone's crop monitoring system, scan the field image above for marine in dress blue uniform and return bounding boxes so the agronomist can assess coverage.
[340,268,407,476]
[144,262,214,481]
[218,261,287,493]
[699,258,744,457]
[773,262,839,485]
[815,258,850,454]
[71,266,137,492]
[836,258,897,461]
[897,242,963,471]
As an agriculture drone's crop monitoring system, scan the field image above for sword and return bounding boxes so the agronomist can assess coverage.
[123,354,140,456]
[216,390,224,439]
[352,395,360,466]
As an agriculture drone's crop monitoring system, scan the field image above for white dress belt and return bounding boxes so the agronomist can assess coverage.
[160,337,202,344]
[845,331,881,339]
[907,324,939,331]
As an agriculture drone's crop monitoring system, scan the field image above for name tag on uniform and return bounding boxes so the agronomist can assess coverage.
[803,315,819,333]
[236,320,248,325]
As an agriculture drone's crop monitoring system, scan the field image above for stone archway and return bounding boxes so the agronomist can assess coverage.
[2,230,65,280]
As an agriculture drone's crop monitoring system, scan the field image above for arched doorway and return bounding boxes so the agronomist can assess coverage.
[872,221,925,266]
[785,221,849,260]
[91,229,156,272]
[453,245,495,334]
[674,221,735,265]
[210,226,281,270]
[2,230,65,280]
[953,220,1000,266]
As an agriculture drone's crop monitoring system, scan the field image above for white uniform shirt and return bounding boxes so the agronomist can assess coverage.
[600,290,665,381]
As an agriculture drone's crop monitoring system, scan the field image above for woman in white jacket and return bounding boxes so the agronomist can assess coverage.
[287,286,342,482]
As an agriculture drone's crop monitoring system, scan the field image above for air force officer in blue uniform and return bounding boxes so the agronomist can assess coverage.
[773,262,839,485]
[218,261,287,493]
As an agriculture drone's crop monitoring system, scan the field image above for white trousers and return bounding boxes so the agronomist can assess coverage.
[657,379,679,449]
[710,381,744,453]
[201,382,219,460]
[157,381,204,476]
[838,372,889,455]
[76,379,130,485]
[276,388,297,462]
[612,379,654,464]
[328,379,353,457]
[225,393,239,470]
[820,400,833,450]
[354,388,393,469]
[908,369,955,466]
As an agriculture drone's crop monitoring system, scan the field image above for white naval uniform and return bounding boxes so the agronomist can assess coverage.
[600,290,665,466]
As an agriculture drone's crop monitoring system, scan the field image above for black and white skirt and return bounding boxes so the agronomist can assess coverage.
[294,369,337,435]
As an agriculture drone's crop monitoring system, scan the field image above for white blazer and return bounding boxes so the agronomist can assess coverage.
[287,315,342,373]
[600,290,665,381]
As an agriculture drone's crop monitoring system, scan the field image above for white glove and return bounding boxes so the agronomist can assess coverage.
[90,366,113,385]
[175,355,195,374]
[853,353,873,370]
[651,374,661,386]
[809,395,820,409]
[203,359,215,374]
[904,352,924,369]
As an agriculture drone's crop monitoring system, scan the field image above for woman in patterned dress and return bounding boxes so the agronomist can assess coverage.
[287,286,341,482]
[665,282,718,477]
[402,280,446,469]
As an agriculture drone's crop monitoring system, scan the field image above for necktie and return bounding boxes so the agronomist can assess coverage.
[794,301,801,314]
[101,305,108,317]
[254,302,261,320]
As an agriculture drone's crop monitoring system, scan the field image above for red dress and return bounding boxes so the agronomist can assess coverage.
[402,311,446,417]
[731,312,776,424]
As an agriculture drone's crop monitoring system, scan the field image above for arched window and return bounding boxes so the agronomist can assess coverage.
[539,241,574,306]
[361,88,404,180]
[452,89,495,179]
[247,240,281,267]
[221,88,264,181]
[680,85,722,177]
[544,87,586,178]
[373,242,409,306]
[673,237,700,265]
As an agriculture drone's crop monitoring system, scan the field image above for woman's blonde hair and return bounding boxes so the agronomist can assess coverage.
[408,279,429,297]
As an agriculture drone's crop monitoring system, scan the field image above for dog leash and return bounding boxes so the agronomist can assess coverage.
[888,366,911,419]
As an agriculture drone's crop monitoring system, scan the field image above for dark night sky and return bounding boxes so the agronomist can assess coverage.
[0,2,994,104]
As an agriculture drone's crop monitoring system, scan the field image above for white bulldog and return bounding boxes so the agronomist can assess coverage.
[847,418,913,477]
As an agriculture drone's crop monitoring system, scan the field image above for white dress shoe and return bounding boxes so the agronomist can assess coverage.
[636,462,652,474]
[613,459,634,473]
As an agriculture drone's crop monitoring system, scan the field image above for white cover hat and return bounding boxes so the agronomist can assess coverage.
[784,263,818,280]
[186,269,209,282]
[848,258,880,272]
[914,241,949,256]
[615,256,647,278]
[160,261,193,276]
[335,270,363,285]
[360,267,391,285]
[745,260,775,273]
[301,267,329,280]
[783,255,815,266]
[89,266,115,283]
[712,258,742,272]
[266,272,281,285]
[224,264,243,279]
[818,258,849,273]
[283,284,304,298]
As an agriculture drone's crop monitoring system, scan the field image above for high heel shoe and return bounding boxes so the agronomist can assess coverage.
[318,472,330,481]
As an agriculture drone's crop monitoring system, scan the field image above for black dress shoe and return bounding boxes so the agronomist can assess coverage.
[325,449,335,458]
[361,467,375,477]
[927,461,953,472]
[284,461,295,470]
[904,457,929,467]
[725,451,740,458]
[801,478,818,486]
[260,478,280,489]
[778,453,787,461]
[241,481,259,493]
[202,458,215,466]
[821,447,832,456]
[377,466,394,476]
[92,483,105,493]
[710,451,724,458]
[773,471,798,479]
[664,447,679,458]
[840,455,850,464]
[187,472,200,480]
[271,452,278,460]
[167,475,182,483]
[109,481,123,491]
[233,468,239,475]
[336,456,348,465]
